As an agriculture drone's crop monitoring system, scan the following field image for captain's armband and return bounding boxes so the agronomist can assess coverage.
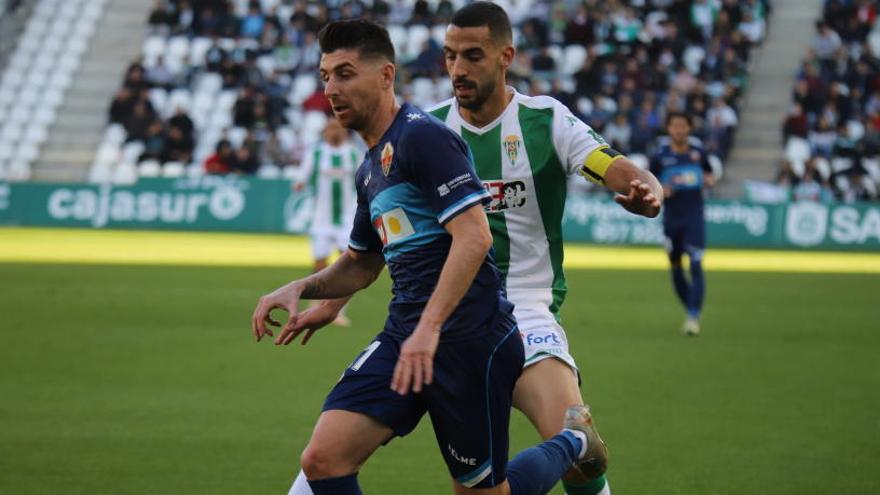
[578,146,625,185]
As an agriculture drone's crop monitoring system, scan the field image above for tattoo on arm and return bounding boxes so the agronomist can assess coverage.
[300,276,328,299]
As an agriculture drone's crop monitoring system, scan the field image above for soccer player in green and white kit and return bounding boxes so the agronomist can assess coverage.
[428,3,662,494]
[285,3,662,494]
[295,117,361,326]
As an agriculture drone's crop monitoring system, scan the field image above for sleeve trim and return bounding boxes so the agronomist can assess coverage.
[437,190,491,225]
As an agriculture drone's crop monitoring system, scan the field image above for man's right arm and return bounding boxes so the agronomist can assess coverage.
[251,249,384,343]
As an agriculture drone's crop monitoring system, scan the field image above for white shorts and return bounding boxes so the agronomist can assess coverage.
[513,300,578,373]
[310,227,349,260]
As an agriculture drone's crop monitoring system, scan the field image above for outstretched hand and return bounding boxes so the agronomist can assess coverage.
[615,179,662,218]
[275,299,345,345]
[251,282,302,343]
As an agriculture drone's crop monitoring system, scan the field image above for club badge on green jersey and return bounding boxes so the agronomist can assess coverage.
[504,134,521,167]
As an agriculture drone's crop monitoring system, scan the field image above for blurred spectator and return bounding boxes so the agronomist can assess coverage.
[146,55,175,90]
[204,139,235,175]
[782,103,810,142]
[123,101,157,142]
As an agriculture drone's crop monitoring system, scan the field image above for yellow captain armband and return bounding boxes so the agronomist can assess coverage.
[578,146,625,185]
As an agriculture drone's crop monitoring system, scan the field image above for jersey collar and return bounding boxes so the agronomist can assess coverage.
[453,86,520,136]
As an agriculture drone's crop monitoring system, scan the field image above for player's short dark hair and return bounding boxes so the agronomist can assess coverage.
[450,1,513,45]
[666,111,693,127]
[317,19,395,63]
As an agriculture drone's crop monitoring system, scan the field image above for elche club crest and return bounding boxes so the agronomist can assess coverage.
[380,142,394,176]
[504,134,521,166]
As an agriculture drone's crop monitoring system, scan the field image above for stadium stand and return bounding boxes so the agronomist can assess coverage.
[0,0,105,181]
[85,0,770,186]
[779,0,880,202]
[1,0,769,187]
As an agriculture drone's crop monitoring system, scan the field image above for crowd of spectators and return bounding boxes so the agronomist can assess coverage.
[105,0,770,179]
[779,0,880,202]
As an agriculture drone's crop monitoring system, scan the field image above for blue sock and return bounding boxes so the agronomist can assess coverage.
[671,265,690,309]
[688,259,705,318]
[507,431,581,495]
[307,473,362,495]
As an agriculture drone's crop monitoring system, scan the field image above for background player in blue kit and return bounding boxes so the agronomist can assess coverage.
[650,112,715,336]
[251,20,604,495]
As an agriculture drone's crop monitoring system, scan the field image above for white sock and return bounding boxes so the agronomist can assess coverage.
[288,469,314,495]
[562,428,589,458]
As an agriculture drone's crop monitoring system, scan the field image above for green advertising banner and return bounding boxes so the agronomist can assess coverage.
[1,179,879,251]
[562,195,880,251]
[0,177,313,233]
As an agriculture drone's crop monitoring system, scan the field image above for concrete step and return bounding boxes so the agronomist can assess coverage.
[39,149,96,164]
[33,164,89,182]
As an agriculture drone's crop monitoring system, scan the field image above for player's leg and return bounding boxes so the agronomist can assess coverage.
[513,358,610,495]
[298,409,393,493]
[665,227,691,311]
[310,230,333,273]
[428,315,585,495]
[298,333,425,494]
[681,221,707,335]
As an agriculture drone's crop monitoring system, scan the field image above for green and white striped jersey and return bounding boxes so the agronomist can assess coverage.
[429,89,609,320]
[298,141,360,231]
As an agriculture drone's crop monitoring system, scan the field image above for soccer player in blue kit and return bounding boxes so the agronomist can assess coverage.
[650,112,715,336]
[251,20,605,495]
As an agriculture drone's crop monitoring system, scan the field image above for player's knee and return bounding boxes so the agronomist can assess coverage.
[300,443,351,479]
[670,257,683,268]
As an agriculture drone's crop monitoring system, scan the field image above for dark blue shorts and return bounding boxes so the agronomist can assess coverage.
[664,220,705,262]
[322,312,524,489]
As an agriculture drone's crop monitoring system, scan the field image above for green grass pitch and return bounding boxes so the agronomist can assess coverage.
[1,261,878,494]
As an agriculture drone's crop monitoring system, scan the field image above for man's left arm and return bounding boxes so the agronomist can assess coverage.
[390,205,492,395]
[555,108,662,218]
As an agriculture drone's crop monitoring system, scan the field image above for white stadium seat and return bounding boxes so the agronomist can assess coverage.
[113,162,138,184]
[138,160,162,177]
[162,161,186,178]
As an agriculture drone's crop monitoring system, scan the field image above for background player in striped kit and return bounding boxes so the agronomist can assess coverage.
[286,4,663,495]
[295,117,361,326]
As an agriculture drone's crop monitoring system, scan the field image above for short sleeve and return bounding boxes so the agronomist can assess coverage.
[649,153,662,178]
[551,103,625,184]
[399,121,490,225]
[348,181,383,253]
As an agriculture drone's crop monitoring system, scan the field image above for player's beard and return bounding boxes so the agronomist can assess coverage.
[454,76,496,111]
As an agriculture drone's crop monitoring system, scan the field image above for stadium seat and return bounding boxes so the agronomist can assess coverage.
[405,25,431,62]
[411,78,435,108]
[831,157,853,174]
[6,160,32,181]
[784,137,811,164]
[227,127,248,148]
[195,73,223,95]
[387,25,407,59]
[683,46,706,75]
[0,142,13,161]
[122,141,145,165]
[138,160,161,177]
[1,124,23,143]
[88,162,114,183]
[0,160,7,181]
[258,164,282,179]
[113,162,138,184]
[103,124,127,145]
[281,165,300,180]
[561,45,587,76]
[290,74,317,105]
[143,36,166,65]
[847,119,865,141]
[190,37,213,66]
[216,90,238,111]
[162,161,186,177]
[813,156,831,181]
[23,124,48,146]
[862,157,880,182]
[166,36,190,62]
[788,160,806,178]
